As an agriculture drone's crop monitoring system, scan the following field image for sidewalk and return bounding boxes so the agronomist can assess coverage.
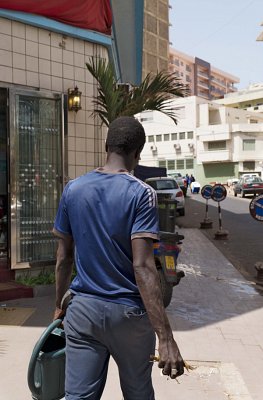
[1,228,263,400]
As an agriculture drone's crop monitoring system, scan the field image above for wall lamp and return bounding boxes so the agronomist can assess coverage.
[68,86,82,112]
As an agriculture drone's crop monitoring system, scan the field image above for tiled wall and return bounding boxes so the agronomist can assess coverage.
[0,17,108,180]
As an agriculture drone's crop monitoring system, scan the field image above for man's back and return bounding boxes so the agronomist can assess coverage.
[54,170,158,307]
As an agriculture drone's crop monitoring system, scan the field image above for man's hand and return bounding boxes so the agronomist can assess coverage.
[53,307,65,321]
[158,338,184,379]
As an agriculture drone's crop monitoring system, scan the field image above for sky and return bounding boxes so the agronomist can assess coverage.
[169,0,263,89]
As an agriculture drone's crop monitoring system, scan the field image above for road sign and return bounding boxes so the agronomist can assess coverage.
[249,194,263,222]
[201,185,213,200]
[211,184,227,202]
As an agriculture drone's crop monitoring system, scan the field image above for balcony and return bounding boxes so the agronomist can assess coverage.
[197,124,231,141]
[198,150,231,163]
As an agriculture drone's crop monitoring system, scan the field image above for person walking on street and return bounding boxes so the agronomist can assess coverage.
[53,116,185,400]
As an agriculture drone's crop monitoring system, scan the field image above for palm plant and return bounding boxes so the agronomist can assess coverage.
[86,57,189,127]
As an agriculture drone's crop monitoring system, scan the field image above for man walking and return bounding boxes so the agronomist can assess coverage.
[53,116,185,399]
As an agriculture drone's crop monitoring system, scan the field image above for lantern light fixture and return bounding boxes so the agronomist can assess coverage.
[68,86,82,112]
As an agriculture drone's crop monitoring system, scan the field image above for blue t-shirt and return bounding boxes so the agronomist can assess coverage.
[54,170,159,307]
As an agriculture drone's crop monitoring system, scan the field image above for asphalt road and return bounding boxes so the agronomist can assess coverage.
[176,189,263,287]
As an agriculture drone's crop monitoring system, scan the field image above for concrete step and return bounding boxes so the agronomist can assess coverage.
[0,281,33,302]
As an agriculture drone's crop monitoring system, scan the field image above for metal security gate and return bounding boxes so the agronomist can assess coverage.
[10,90,64,269]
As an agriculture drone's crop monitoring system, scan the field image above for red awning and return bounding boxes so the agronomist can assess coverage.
[0,0,112,35]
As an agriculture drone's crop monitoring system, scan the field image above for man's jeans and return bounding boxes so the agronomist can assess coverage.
[64,295,156,400]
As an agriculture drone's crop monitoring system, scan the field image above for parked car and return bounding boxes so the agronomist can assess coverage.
[233,177,263,198]
[227,177,239,187]
[145,177,185,216]
[175,178,187,197]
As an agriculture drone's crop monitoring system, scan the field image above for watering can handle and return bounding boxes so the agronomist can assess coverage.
[27,319,63,397]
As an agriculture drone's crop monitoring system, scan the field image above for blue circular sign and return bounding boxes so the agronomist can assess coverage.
[249,194,263,222]
[201,185,213,200]
[211,184,227,202]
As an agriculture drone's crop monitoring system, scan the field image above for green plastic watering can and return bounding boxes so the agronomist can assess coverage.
[27,319,65,400]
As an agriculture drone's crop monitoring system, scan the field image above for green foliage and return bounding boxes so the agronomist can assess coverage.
[86,57,189,127]
[16,270,56,286]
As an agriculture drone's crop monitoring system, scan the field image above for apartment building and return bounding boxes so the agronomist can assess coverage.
[169,48,239,100]
[143,0,169,77]
[137,96,263,185]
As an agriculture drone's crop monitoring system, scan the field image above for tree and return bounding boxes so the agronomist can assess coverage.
[86,57,189,127]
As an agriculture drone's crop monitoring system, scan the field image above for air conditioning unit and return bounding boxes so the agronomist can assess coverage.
[150,145,157,152]
[174,143,181,150]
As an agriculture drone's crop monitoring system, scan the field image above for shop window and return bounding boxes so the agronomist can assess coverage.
[156,135,162,142]
[179,132,185,140]
[148,135,154,142]
[171,133,177,140]
[186,159,194,169]
[158,160,166,168]
[164,134,170,141]
[167,160,175,170]
[187,131,194,139]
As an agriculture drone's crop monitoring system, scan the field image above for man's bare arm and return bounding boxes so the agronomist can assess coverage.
[53,230,74,320]
[132,237,184,379]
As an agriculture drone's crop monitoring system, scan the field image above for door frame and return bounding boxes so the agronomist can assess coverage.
[9,88,65,269]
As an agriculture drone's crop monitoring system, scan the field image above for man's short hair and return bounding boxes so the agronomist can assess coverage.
[106,116,146,155]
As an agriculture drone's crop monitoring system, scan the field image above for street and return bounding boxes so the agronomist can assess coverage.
[177,190,263,288]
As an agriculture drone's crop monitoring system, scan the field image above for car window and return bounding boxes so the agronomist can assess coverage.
[147,180,179,190]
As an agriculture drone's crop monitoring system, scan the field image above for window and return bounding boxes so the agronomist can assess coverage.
[180,61,184,66]
[185,159,194,169]
[249,119,258,123]
[187,131,194,139]
[186,75,191,82]
[171,133,177,140]
[243,161,255,171]
[158,160,166,168]
[186,64,191,72]
[167,160,175,170]
[156,135,162,142]
[243,139,255,151]
[148,135,154,142]
[164,134,170,141]
[208,141,226,150]
[180,72,184,77]
[179,132,185,140]
[176,159,184,169]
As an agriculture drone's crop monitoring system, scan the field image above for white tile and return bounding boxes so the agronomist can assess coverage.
[68,165,76,179]
[75,151,86,165]
[51,46,62,62]
[39,29,51,45]
[84,41,93,56]
[39,59,50,75]
[86,152,95,167]
[12,21,25,39]
[26,25,38,42]
[64,36,73,51]
[68,136,76,151]
[51,76,63,92]
[13,68,26,85]
[51,61,62,77]
[13,37,26,54]
[0,49,12,67]
[25,40,38,57]
[50,32,62,48]
[39,73,51,90]
[26,56,38,73]
[74,68,85,83]
[0,18,11,35]
[76,165,86,176]
[62,50,73,65]
[26,71,39,88]
[39,44,50,60]
[13,53,25,69]
[75,123,86,138]
[0,33,11,51]
[0,65,12,82]
[68,151,76,165]
[74,39,84,54]
[74,53,85,68]
[63,64,74,80]
[75,138,85,151]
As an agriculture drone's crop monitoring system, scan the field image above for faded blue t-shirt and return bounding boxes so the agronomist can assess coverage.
[54,170,159,307]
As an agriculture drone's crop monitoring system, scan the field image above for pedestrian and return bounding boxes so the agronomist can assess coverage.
[53,116,185,400]
[190,174,195,183]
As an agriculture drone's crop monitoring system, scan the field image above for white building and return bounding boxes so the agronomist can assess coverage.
[138,96,263,185]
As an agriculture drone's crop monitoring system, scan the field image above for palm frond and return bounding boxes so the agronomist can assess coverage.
[86,58,189,126]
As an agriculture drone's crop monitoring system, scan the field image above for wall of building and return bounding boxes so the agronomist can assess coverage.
[142,0,169,77]
[0,17,108,180]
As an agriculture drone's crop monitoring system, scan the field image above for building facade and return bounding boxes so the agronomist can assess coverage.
[142,0,169,77]
[138,96,263,185]
[0,12,111,272]
[169,48,239,100]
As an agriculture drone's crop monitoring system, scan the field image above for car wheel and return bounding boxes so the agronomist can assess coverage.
[234,190,237,197]
[178,208,185,216]
[241,190,245,198]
